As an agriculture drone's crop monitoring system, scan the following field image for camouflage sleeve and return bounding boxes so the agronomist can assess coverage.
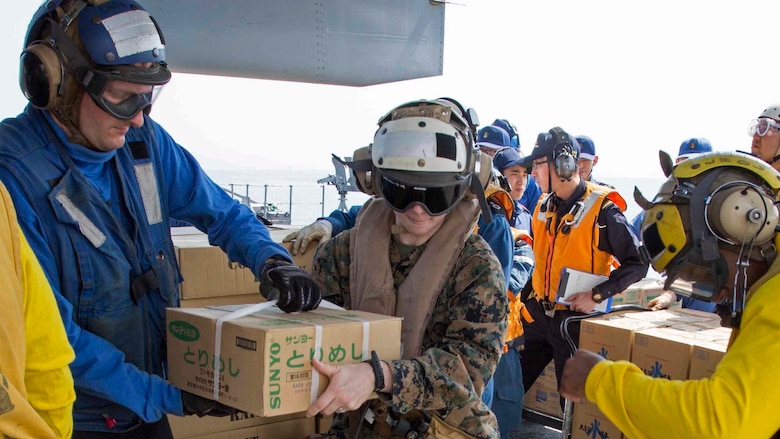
[389,234,508,420]
[310,231,352,307]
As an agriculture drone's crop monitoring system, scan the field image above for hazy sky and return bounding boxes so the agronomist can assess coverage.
[3,1,779,179]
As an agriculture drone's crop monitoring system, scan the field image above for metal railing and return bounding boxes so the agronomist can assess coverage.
[221,183,369,226]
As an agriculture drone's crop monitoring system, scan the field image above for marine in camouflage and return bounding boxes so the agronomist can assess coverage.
[311,232,508,439]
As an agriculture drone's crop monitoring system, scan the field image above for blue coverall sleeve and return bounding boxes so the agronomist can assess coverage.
[320,204,362,236]
[0,175,183,422]
[153,121,292,274]
[477,213,513,283]
[508,242,534,294]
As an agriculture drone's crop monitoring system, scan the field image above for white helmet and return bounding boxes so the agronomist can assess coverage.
[759,104,780,122]
[371,99,477,215]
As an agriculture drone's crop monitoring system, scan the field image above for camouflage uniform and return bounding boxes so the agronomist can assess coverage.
[312,232,507,439]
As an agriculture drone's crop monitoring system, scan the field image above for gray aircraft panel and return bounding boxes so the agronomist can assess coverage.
[144,0,445,87]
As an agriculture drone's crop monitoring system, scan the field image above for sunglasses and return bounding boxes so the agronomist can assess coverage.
[748,118,780,137]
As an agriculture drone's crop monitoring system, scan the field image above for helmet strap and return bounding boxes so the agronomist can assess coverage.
[470,175,492,224]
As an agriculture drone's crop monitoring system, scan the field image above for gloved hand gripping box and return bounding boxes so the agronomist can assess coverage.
[167,304,402,417]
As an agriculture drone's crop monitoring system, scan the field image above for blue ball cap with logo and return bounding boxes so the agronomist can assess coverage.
[493,147,527,172]
[521,129,580,167]
[677,138,712,160]
[575,135,596,161]
[476,125,511,150]
[492,119,519,149]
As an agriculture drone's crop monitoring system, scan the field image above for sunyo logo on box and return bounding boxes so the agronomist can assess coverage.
[169,321,200,342]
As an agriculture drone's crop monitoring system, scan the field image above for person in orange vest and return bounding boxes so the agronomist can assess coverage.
[519,127,647,409]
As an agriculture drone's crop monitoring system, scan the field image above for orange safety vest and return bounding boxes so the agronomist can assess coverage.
[530,182,626,310]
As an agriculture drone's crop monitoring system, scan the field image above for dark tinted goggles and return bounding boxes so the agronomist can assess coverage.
[379,174,468,216]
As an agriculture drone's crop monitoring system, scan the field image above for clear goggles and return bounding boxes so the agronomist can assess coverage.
[747,118,780,137]
[379,173,468,216]
[87,85,161,121]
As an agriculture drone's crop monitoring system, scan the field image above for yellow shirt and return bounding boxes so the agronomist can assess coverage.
[585,265,780,438]
[0,183,75,439]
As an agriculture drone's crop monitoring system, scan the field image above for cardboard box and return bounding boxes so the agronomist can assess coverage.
[281,240,319,273]
[172,233,260,299]
[168,410,305,439]
[179,294,264,309]
[632,327,695,380]
[186,416,315,439]
[688,339,728,380]
[523,361,562,418]
[571,399,622,439]
[167,306,402,417]
[522,383,563,419]
[579,316,659,362]
[267,228,321,273]
[623,309,716,327]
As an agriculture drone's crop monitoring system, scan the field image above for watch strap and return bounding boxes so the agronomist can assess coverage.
[364,350,384,393]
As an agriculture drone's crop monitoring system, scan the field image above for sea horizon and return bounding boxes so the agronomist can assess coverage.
[204,167,666,227]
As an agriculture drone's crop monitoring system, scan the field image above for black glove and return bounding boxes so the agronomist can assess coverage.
[181,391,237,417]
[259,258,322,313]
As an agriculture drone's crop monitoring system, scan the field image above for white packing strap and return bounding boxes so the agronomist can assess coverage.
[213,300,278,400]
[211,300,349,403]
[307,304,372,404]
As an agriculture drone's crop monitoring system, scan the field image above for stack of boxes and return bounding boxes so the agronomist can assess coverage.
[570,309,728,439]
[167,226,330,438]
[522,278,679,421]
[171,227,320,308]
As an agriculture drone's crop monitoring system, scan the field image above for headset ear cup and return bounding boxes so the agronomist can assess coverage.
[349,146,377,196]
[554,146,576,180]
[711,184,779,245]
[20,42,63,110]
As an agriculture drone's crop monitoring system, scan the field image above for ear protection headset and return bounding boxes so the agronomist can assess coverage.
[19,0,90,110]
[549,127,577,181]
[637,152,780,327]
[19,0,169,113]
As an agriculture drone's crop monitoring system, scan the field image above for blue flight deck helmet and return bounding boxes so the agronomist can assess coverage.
[20,0,171,124]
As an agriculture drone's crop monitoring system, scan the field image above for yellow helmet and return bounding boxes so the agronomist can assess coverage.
[635,152,780,324]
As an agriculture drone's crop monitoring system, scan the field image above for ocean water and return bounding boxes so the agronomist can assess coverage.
[205,167,666,227]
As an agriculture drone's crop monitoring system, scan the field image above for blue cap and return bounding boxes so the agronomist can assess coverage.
[522,127,580,167]
[575,135,596,161]
[677,138,712,160]
[493,147,527,172]
[476,125,511,150]
[492,119,519,149]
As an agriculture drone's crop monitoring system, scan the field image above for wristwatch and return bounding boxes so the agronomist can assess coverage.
[364,350,385,393]
[591,287,604,304]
